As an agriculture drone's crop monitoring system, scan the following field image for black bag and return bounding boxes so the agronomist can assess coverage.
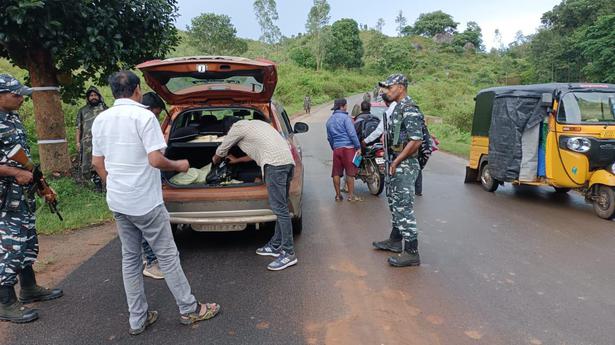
[354,114,380,141]
[206,161,232,184]
[417,120,433,169]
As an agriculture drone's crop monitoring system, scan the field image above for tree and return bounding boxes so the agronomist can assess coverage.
[452,21,483,51]
[323,19,363,69]
[395,10,407,37]
[493,29,505,52]
[527,0,615,82]
[305,0,330,71]
[375,18,385,33]
[186,13,247,56]
[411,11,458,37]
[253,0,282,45]
[0,0,178,173]
[579,14,615,82]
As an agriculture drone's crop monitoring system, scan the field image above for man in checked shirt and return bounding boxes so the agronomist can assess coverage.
[213,118,298,271]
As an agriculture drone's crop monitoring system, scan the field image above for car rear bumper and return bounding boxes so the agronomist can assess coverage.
[169,209,297,231]
[165,194,301,232]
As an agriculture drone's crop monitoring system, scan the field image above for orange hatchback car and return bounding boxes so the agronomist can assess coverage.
[136,56,309,234]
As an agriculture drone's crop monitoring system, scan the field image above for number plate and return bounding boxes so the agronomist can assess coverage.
[191,224,247,232]
[375,158,385,165]
[600,130,615,138]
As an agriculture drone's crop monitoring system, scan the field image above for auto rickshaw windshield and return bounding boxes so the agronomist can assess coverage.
[557,92,615,124]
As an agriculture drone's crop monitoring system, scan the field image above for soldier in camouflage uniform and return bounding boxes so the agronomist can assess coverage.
[0,74,63,323]
[372,74,424,267]
[76,86,107,191]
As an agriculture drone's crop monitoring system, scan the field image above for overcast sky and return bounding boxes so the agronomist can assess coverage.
[175,0,562,49]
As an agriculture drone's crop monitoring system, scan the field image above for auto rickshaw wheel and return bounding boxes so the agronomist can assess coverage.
[593,185,615,220]
[554,187,571,194]
[480,163,499,192]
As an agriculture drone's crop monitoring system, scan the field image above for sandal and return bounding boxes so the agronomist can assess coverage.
[180,302,221,325]
[335,195,343,202]
[347,195,364,202]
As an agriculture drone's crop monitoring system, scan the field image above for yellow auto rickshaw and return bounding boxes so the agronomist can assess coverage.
[464,83,615,219]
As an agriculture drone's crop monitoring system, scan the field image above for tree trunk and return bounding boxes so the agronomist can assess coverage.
[25,49,71,174]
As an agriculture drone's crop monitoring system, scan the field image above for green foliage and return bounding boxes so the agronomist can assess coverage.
[411,11,458,37]
[36,177,111,234]
[379,39,416,72]
[253,0,282,45]
[578,14,615,83]
[273,63,379,114]
[526,0,615,83]
[305,0,330,70]
[186,13,247,56]
[394,10,407,37]
[323,18,363,69]
[289,44,317,69]
[0,0,179,103]
[452,21,483,52]
[429,123,471,157]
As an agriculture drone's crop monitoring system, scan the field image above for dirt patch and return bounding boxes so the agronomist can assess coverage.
[33,221,117,287]
[0,222,117,337]
[305,261,441,345]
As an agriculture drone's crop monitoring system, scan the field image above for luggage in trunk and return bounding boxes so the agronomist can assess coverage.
[163,141,262,187]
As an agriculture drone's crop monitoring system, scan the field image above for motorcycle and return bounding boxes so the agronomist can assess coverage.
[356,143,386,196]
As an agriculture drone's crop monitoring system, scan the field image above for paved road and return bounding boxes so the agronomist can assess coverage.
[7,95,615,345]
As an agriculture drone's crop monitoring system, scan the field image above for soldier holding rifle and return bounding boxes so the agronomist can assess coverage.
[372,74,424,267]
[0,74,63,323]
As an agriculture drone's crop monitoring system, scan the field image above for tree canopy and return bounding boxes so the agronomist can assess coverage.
[323,18,363,69]
[305,0,330,70]
[253,0,282,45]
[411,11,458,37]
[0,0,178,172]
[186,13,247,56]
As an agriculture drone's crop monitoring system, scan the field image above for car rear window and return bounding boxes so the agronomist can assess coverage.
[152,70,265,95]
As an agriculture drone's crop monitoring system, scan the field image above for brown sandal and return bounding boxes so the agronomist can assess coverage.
[180,302,220,325]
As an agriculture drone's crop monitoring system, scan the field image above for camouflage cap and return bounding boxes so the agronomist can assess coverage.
[378,73,408,88]
[0,74,32,96]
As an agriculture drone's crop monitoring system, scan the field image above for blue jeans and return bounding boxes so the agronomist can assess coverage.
[264,164,295,255]
[142,240,157,265]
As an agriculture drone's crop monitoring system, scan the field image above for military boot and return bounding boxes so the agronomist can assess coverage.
[388,240,420,267]
[372,229,403,253]
[0,286,39,323]
[18,266,63,304]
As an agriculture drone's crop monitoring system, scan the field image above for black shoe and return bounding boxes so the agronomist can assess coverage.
[388,251,421,267]
[0,286,39,323]
[19,285,63,304]
[129,310,159,336]
[372,238,402,253]
[415,192,422,196]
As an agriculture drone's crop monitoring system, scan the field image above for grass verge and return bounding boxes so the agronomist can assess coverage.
[429,122,471,158]
[36,177,111,235]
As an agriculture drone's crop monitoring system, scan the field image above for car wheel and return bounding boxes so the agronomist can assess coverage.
[480,163,499,192]
[292,216,303,235]
[593,185,615,219]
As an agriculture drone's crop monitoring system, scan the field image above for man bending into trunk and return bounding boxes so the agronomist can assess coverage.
[213,119,297,271]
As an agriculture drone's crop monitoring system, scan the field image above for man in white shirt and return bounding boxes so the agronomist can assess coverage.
[363,100,397,145]
[92,71,220,335]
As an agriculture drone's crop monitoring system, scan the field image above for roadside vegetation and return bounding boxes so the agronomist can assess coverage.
[0,0,613,232]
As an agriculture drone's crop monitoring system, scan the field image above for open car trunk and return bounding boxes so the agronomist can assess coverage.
[163,107,266,188]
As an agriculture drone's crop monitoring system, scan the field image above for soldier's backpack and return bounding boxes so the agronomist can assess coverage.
[354,114,381,141]
[418,119,433,169]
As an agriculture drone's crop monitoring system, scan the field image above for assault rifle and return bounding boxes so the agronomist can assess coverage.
[382,104,391,197]
[7,145,63,221]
